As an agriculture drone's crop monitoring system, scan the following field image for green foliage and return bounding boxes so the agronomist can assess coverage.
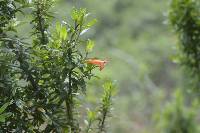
[31,0,54,45]
[86,39,95,53]
[0,0,115,132]
[169,0,200,91]
[157,1,200,132]
[84,82,116,133]
[157,89,198,133]
[84,109,96,133]
[0,102,12,123]
[97,82,116,133]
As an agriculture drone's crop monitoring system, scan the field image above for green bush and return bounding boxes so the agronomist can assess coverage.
[157,0,200,132]
[157,89,198,133]
[0,0,116,132]
[169,0,200,91]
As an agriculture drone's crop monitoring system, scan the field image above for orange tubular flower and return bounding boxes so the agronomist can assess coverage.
[86,59,108,71]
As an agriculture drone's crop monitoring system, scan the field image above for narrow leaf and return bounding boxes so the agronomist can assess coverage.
[80,28,89,36]
[86,39,95,53]
[60,27,68,40]
[0,102,10,114]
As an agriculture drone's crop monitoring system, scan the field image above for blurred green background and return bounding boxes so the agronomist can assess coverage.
[18,0,191,132]
[55,0,183,133]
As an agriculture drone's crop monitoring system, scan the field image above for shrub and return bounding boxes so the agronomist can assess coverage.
[169,0,200,91]
[0,0,116,132]
[157,90,198,133]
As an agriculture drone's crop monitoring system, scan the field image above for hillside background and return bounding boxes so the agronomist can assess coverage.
[18,0,187,132]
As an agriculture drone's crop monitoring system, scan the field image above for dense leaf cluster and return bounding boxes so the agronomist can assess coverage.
[169,0,200,91]
[0,0,115,132]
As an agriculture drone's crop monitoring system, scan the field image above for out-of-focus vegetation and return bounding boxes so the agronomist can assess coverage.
[157,89,199,133]
[169,0,200,92]
[50,0,184,132]
[51,0,200,132]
